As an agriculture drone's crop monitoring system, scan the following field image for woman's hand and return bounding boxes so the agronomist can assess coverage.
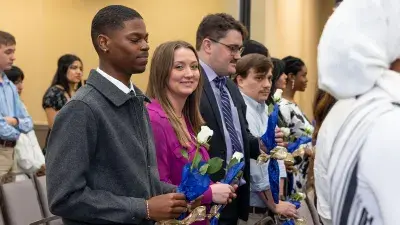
[210,183,236,204]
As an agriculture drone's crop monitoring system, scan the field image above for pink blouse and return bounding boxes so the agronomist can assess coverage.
[147,100,213,224]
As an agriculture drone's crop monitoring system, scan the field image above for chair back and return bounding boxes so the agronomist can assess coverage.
[0,179,43,225]
[34,176,63,225]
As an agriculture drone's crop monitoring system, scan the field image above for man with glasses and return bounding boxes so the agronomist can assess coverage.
[196,13,279,225]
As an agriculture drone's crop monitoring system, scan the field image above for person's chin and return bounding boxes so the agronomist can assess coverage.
[258,96,269,102]
[227,68,236,76]
[131,65,147,74]
[4,65,12,70]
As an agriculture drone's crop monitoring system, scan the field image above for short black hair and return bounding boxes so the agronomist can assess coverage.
[4,66,24,83]
[91,5,143,51]
[282,56,305,76]
[241,40,269,58]
[196,13,248,50]
[0,31,16,46]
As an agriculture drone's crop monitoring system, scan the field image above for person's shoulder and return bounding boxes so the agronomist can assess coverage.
[367,106,400,140]
[146,102,170,128]
[61,85,98,113]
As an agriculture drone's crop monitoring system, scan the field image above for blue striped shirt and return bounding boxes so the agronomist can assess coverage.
[0,73,33,140]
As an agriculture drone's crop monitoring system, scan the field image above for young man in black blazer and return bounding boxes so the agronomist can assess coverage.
[196,13,283,224]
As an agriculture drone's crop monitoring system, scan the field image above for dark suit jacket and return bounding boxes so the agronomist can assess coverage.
[199,66,260,222]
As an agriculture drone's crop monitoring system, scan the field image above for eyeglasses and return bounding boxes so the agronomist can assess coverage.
[209,38,244,55]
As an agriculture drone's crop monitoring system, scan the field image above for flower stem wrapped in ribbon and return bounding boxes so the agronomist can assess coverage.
[259,103,287,204]
[158,126,224,225]
[208,152,245,225]
[281,193,307,225]
[285,136,312,195]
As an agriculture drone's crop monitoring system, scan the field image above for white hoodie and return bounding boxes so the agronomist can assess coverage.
[315,0,400,224]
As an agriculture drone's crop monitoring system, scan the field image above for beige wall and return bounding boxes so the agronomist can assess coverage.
[251,0,334,119]
[0,0,238,124]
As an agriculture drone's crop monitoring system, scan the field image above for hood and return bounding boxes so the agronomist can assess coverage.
[317,0,400,99]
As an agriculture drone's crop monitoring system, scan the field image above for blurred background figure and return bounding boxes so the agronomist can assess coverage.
[4,66,45,181]
[42,54,83,154]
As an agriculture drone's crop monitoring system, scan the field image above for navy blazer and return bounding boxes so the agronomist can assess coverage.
[199,66,260,222]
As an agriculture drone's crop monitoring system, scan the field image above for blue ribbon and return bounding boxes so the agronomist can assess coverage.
[176,161,211,220]
[287,136,312,154]
[286,136,312,195]
[282,200,301,225]
[260,103,280,204]
[209,161,245,225]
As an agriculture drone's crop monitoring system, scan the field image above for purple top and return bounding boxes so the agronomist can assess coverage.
[147,100,213,208]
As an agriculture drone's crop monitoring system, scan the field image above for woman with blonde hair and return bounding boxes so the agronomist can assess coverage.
[146,41,235,224]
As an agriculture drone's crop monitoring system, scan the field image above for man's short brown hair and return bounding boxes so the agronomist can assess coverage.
[0,31,16,46]
[196,13,248,50]
[234,53,273,82]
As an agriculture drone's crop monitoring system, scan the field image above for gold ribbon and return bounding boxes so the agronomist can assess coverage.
[155,206,207,225]
[257,146,289,164]
[295,218,307,225]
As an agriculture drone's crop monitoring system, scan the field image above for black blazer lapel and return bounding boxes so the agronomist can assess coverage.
[201,66,225,137]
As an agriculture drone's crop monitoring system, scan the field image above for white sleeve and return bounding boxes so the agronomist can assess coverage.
[249,159,270,192]
[357,110,400,225]
[278,160,287,178]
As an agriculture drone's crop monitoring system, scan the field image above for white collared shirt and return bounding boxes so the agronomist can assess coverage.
[96,67,136,95]
[241,92,286,178]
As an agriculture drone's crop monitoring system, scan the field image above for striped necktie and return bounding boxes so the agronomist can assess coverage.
[213,76,242,153]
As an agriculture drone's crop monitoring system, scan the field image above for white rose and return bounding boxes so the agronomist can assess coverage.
[197,126,214,144]
[281,127,291,137]
[273,89,283,102]
[304,125,314,136]
[232,152,244,162]
[298,192,306,200]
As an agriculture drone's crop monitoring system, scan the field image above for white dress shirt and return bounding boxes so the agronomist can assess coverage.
[96,68,135,95]
[241,92,286,177]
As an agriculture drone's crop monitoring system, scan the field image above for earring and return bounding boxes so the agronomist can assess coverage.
[102,49,108,53]
[291,80,295,89]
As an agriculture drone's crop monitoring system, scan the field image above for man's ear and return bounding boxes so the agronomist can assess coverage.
[202,38,213,54]
[97,34,110,53]
[236,75,245,88]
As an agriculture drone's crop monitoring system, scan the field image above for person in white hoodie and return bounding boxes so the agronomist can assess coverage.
[316,0,400,224]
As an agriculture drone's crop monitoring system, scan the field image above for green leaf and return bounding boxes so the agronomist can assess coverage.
[227,158,238,170]
[268,104,274,114]
[192,153,202,170]
[180,149,189,160]
[206,157,223,174]
[199,164,209,175]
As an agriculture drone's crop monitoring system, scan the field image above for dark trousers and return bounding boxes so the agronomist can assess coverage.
[218,198,239,225]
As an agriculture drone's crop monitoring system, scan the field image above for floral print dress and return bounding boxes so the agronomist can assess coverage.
[42,86,69,153]
[278,98,314,193]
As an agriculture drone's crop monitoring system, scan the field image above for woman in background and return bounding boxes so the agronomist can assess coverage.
[280,56,313,138]
[4,66,45,181]
[42,54,83,153]
[267,58,288,128]
[279,56,314,194]
[146,41,235,225]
